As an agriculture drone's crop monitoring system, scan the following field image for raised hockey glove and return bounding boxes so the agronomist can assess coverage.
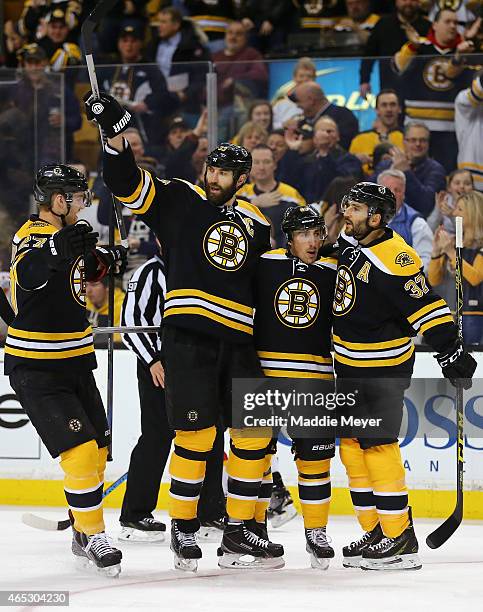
[436,341,477,390]
[88,245,128,281]
[47,222,98,269]
[84,92,131,139]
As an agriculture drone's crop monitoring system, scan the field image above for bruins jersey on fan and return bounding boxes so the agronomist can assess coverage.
[254,249,336,379]
[333,229,458,376]
[103,140,271,343]
[5,216,96,374]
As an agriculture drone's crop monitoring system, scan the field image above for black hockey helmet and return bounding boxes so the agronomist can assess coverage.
[341,181,396,225]
[33,164,91,207]
[282,205,327,241]
[206,143,252,179]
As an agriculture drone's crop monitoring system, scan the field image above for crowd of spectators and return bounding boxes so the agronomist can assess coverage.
[0,0,481,342]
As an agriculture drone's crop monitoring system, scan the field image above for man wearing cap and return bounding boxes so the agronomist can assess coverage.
[98,25,179,145]
[36,9,82,74]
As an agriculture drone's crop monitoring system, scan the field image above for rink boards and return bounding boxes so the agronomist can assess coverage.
[1,350,482,519]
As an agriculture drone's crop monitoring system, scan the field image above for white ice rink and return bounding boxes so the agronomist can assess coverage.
[1,508,482,612]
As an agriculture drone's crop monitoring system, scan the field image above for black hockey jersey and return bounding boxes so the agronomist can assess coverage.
[5,216,96,374]
[333,229,458,376]
[254,249,336,379]
[103,139,271,343]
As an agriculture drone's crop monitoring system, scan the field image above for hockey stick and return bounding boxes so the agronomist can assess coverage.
[81,0,127,461]
[426,216,464,549]
[21,472,128,531]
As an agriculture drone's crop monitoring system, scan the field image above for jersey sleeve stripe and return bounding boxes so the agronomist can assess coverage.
[418,315,455,334]
[116,169,155,215]
[407,299,448,324]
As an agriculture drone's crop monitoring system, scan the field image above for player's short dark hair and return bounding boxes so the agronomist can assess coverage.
[375,88,400,108]
[159,6,183,25]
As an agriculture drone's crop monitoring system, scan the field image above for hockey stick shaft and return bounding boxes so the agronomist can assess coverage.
[22,472,128,531]
[426,216,464,549]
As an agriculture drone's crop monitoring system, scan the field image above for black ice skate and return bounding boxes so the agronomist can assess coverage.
[198,518,225,543]
[267,486,297,528]
[72,527,122,577]
[305,527,334,570]
[170,520,202,572]
[360,510,422,571]
[342,523,384,568]
[218,521,285,570]
[119,517,166,543]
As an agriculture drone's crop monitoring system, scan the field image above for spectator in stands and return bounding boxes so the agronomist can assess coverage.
[393,8,479,172]
[14,43,81,163]
[349,89,403,175]
[185,0,237,53]
[334,0,381,47]
[99,25,179,146]
[238,0,292,54]
[165,110,209,182]
[248,99,273,133]
[148,6,210,126]
[426,0,479,34]
[236,121,268,151]
[86,278,125,347]
[321,176,360,243]
[3,20,27,68]
[292,81,359,150]
[18,0,82,43]
[375,122,446,218]
[272,57,316,130]
[455,71,483,192]
[96,0,149,55]
[268,129,288,166]
[290,115,362,203]
[238,143,306,247]
[428,190,483,343]
[359,0,431,98]
[277,117,314,186]
[427,169,474,233]
[378,168,433,272]
[293,0,341,37]
[213,21,268,141]
[36,9,82,76]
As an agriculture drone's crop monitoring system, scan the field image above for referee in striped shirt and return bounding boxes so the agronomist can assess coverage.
[119,252,226,541]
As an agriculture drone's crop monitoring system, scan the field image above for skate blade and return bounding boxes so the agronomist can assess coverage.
[173,556,198,572]
[198,526,223,543]
[218,553,285,570]
[118,527,165,543]
[269,505,297,528]
[342,556,362,568]
[74,555,121,578]
[309,552,330,570]
[360,553,422,571]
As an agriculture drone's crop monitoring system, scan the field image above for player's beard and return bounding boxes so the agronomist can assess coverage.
[344,219,371,241]
[205,179,237,207]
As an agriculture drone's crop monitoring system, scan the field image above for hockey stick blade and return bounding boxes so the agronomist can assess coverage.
[426,510,462,549]
[21,473,128,532]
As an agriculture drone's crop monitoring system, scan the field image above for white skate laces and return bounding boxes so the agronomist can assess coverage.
[369,537,394,552]
[307,527,331,547]
[175,525,197,548]
[244,526,269,549]
[347,530,372,551]
[85,532,114,556]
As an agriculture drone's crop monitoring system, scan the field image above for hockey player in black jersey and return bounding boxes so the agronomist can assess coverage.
[248,206,337,570]
[6,164,127,577]
[85,92,284,571]
[334,182,476,571]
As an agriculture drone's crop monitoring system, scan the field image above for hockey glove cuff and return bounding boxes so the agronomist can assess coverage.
[84,92,132,139]
[436,341,477,390]
[46,222,99,270]
[89,245,128,281]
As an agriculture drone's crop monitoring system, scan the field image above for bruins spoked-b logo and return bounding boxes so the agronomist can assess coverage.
[203,221,247,271]
[70,256,87,306]
[333,266,356,316]
[275,278,319,328]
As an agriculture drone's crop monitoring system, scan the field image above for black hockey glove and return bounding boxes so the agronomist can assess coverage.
[436,341,477,390]
[47,222,99,269]
[88,245,128,281]
[84,92,131,139]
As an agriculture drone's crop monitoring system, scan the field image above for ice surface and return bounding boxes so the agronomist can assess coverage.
[1,507,482,612]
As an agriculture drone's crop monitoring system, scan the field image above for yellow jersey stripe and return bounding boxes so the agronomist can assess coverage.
[334,345,414,367]
[263,369,334,379]
[258,351,332,364]
[116,171,145,204]
[4,345,95,360]
[407,299,447,324]
[134,178,156,216]
[7,327,93,340]
[166,289,252,315]
[332,334,410,350]
[164,306,253,335]
[236,200,270,226]
[419,315,454,334]
[406,107,454,120]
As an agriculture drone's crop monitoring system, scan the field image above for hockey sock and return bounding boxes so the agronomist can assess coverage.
[168,427,216,521]
[340,438,379,532]
[226,428,272,521]
[60,439,104,535]
[364,442,409,538]
[97,446,108,485]
[296,458,331,529]
[254,454,273,523]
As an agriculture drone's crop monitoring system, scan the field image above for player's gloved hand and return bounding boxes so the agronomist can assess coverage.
[93,245,128,278]
[47,221,99,268]
[436,340,477,390]
[84,92,131,139]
